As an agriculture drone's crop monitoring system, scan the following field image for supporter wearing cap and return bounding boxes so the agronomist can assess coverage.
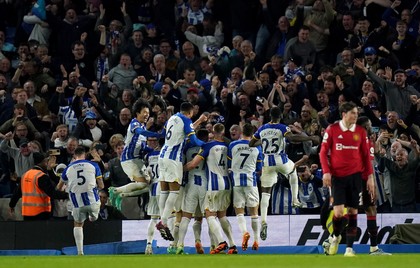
[0,132,34,181]
[73,110,106,148]
[363,47,381,73]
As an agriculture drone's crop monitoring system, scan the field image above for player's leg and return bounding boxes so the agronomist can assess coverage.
[246,186,260,250]
[233,186,249,251]
[329,177,348,255]
[146,215,159,254]
[280,160,301,207]
[193,216,204,254]
[344,173,362,257]
[156,160,181,241]
[205,192,227,254]
[72,207,87,255]
[217,190,236,254]
[260,166,276,240]
[117,160,148,194]
[176,211,192,254]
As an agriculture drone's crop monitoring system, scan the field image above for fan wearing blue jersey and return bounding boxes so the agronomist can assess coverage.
[111,99,163,199]
[60,147,104,255]
[144,137,163,255]
[250,106,316,241]
[228,123,263,251]
[184,123,238,254]
[176,129,209,254]
[156,102,205,241]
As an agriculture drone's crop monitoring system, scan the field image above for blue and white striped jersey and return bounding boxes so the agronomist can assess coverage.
[121,118,147,162]
[271,181,297,215]
[145,150,160,197]
[160,112,195,162]
[185,145,207,188]
[298,177,324,209]
[198,140,229,191]
[62,159,102,208]
[227,139,263,187]
[253,123,290,166]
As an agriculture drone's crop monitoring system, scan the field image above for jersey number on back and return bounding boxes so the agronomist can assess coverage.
[239,153,250,169]
[262,138,280,154]
[77,170,86,186]
[166,125,174,140]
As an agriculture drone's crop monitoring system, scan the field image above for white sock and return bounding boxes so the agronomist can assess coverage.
[207,216,223,243]
[251,216,259,242]
[158,191,168,219]
[147,217,159,244]
[219,216,235,247]
[288,171,299,203]
[236,214,247,234]
[177,217,191,247]
[192,220,202,242]
[73,227,84,255]
[115,182,147,194]
[260,193,271,223]
[161,191,178,225]
[208,223,217,247]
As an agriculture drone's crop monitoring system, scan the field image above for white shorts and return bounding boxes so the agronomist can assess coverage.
[204,190,231,212]
[121,159,147,181]
[233,186,259,208]
[261,159,295,188]
[182,183,207,214]
[158,158,183,184]
[72,202,100,223]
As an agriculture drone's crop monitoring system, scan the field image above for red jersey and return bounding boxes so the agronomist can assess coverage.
[319,121,373,178]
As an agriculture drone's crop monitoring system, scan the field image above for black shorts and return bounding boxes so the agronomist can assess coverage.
[332,172,362,209]
[361,179,376,209]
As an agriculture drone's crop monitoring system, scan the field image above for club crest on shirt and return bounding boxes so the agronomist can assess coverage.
[353,133,360,141]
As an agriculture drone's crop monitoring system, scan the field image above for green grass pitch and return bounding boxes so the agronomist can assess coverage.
[1,254,419,268]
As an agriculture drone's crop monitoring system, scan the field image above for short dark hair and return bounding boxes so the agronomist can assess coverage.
[132,98,151,117]
[180,102,194,113]
[74,146,86,156]
[196,128,209,142]
[270,106,282,120]
[242,123,254,137]
[339,102,357,115]
[356,116,370,129]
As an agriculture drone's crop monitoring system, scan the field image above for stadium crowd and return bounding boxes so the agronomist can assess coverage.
[0,0,420,239]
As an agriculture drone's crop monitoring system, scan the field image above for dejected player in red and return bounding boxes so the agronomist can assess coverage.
[320,102,375,257]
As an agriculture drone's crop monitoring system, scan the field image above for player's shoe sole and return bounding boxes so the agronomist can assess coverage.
[156,221,174,241]
[242,232,250,251]
[260,222,268,241]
